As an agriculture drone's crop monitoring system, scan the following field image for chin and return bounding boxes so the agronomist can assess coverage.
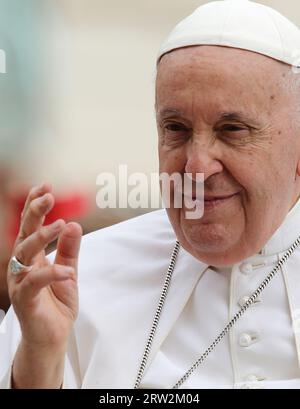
[176,218,245,265]
[166,208,246,263]
[183,239,242,266]
[183,222,233,252]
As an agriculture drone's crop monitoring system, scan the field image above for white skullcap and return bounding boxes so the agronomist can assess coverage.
[157,0,300,68]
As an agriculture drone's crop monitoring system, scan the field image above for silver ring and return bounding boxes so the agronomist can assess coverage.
[9,256,33,276]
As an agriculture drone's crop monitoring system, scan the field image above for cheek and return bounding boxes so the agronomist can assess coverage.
[224,150,270,195]
[159,147,186,174]
[226,155,286,223]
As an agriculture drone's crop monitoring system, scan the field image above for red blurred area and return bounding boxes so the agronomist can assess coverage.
[7,190,90,248]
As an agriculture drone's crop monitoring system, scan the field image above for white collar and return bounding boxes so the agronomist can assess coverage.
[260,199,300,257]
[208,198,300,271]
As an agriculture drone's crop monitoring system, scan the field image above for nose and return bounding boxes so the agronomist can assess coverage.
[185,141,223,181]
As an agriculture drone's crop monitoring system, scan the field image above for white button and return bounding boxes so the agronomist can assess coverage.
[238,295,261,308]
[240,384,252,389]
[245,375,259,382]
[245,374,266,383]
[239,333,255,347]
[238,296,251,307]
[240,263,253,274]
[240,382,264,389]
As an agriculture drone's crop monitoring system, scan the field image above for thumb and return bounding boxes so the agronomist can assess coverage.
[54,222,83,273]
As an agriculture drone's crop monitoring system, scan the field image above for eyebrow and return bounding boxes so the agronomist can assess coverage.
[217,112,259,127]
[157,109,260,128]
[156,109,186,121]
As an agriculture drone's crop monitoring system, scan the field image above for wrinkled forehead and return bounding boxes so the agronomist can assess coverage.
[155,45,288,117]
[157,45,284,85]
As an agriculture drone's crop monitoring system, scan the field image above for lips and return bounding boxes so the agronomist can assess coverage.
[191,193,238,201]
[203,193,238,201]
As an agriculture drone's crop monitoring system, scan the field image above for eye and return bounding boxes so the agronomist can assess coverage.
[222,124,247,132]
[216,123,252,146]
[164,122,188,133]
[160,122,191,148]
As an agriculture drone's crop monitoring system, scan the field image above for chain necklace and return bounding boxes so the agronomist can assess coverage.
[134,236,300,389]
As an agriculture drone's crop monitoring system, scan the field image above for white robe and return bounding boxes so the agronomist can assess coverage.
[1,203,300,389]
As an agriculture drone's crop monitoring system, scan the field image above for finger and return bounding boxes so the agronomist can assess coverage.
[17,193,55,243]
[17,264,75,302]
[13,219,66,268]
[55,223,83,273]
[21,183,52,220]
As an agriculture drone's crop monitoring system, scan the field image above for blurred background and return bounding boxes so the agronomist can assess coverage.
[0,0,300,311]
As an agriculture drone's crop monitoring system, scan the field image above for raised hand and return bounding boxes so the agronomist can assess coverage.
[7,183,82,388]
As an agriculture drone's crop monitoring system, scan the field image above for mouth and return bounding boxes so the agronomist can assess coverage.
[203,193,238,202]
[183,192,240,211]
[187,192,239,201]
[204,193,240,211]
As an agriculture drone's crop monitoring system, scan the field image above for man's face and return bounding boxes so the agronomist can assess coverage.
[156,46,300,266]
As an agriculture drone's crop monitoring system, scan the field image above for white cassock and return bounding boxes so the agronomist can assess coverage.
[2,0,300,390]
[1,200,300,389]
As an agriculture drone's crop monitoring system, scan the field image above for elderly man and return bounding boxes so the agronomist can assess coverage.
[1,0,300,389]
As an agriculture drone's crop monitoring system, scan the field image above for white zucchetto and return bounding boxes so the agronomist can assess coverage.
[157,0,300,67]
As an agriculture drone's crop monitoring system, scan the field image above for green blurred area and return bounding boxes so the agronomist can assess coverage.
[0,0,60,162]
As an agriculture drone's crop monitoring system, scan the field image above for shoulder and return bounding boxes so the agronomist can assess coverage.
[75,209,178,338]
[81,208,173,251]
[77,209,176,285]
